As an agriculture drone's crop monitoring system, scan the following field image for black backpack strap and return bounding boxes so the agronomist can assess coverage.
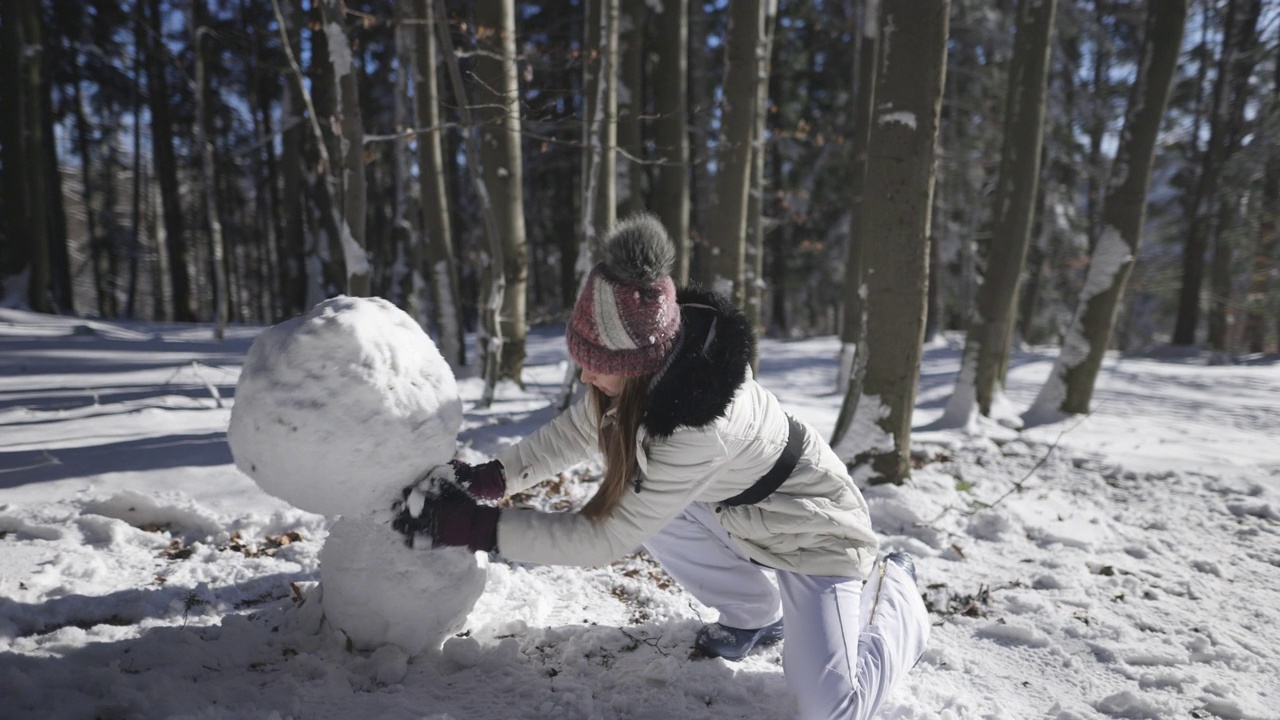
[720,415,806,507]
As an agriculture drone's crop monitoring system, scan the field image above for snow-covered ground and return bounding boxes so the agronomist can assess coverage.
[1,307,1277,720]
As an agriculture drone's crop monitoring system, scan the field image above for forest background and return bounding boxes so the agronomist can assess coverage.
[2,0,1277,482]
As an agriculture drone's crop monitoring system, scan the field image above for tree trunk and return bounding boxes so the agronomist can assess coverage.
[743,0,777,346]
[433,0,506,406]
[72,74,108,316]
[278,0,306,318]
[16,0,52,313]
[943,0,1056,425]
[192,4,228,339]
[707,0,763,306]
[1206,0,1263,352]
[652,0,689,286]
[832,0,880,446]
[415,0,465,368]
[0,0,25,300]
[1025,0,1187,422]
[687,7,713,283]
[474,0,529,384]
[1173,0,1245,346]
[317,0,370,296]
[144,0,195,321]
[1242,50,1280,354]
[617,0,647,218]
[832,0,949,484]
[126,28,143,319]
[583,0,619,242]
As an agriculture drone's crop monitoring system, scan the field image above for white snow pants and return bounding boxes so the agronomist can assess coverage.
[643,503,930,720]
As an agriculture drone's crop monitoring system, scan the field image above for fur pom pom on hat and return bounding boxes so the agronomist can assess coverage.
[567,214,681,377]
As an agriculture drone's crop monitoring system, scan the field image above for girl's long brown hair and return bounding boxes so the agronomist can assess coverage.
[581,375,651,522]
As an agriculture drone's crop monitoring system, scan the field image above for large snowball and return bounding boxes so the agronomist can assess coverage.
[320,514,488,655]
[228,296,462,517]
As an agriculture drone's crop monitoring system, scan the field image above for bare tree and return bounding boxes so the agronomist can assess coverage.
[316,0,370,296]
[191,1,228,339]
[651,0,689,285]
[414,0,465,369]
[1025,0,1188,422]
[831,0,880,446]
[474,0,529,384]
[706,0,763,306]
[832,0,950,484]
[941,0,1056,426]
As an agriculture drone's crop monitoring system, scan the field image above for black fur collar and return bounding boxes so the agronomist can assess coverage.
[642,286,756,439]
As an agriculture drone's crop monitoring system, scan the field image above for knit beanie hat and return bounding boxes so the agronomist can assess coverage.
[567,214,681,377]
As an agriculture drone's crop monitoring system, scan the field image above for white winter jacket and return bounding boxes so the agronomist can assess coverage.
[495,289,880,579]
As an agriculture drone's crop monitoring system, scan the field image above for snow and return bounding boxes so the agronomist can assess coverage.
[1025,227,1132,424]
[3,309,1280,719]
[318,516,487,657]
[878,110,918,130]
[226,296,481,659]
[227,295,462,517]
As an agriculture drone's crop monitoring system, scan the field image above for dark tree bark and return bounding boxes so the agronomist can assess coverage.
[144,0,195,321]
[192,1,228,338]
[617,0,648,218]
[1172,0,1255,345]
[944,0,1056,424]
[831,0,881,446]
[652,0,689,285]
[833,0,950,484]
[1206,0,1263,351]
[707,0,763,306]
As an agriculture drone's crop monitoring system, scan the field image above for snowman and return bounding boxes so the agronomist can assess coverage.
[227,296,485,656]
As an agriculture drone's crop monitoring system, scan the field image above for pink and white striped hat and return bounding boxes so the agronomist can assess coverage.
[567,214,681,377]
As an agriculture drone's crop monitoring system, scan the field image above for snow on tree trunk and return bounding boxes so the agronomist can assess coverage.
[319,3,369,295]
[943,0,1055,429]
[1025,228,1131,423]
[1024,0,1187,423]
[830,0,878,444]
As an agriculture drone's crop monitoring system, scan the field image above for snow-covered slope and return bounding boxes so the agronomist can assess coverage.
[2,310,1277,719]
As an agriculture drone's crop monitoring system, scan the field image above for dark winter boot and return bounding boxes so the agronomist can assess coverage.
[695,618,784,661]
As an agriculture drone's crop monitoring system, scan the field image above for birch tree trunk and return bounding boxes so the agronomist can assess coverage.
[832,0,949,484]
[744,0,778,347]
[652,0,689,286]
[582,0,619,242]
[317,0,369,297]
[707,0,763,307]
[415,0,465,369]
[831,0,880,446]
[1025,0,1187,422]
[942,0,1056,427]
[433,0,506,406]
[474,0,529,384]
